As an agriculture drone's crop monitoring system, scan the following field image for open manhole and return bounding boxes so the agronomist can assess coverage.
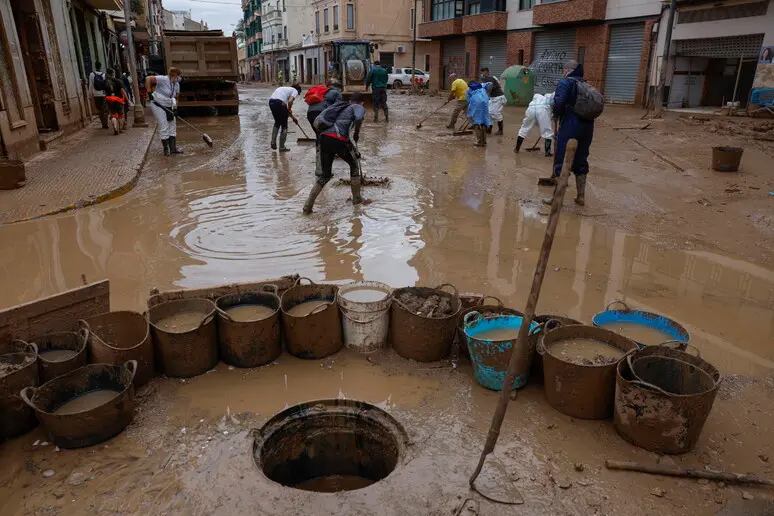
[253,399,408,493]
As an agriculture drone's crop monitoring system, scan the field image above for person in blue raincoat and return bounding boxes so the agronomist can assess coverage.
[466,81,491,147]
[544,60,594,206]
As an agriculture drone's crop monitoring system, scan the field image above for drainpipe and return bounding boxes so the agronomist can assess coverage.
[654,0,677,115]
[123,0,148,127]
[411,0,418,87]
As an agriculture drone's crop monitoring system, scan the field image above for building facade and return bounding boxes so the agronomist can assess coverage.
[260,0,314,83]
[242,0,262,81]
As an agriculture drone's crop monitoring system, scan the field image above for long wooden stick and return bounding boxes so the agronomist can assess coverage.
[469,139,578,488]
[605,460,774,486]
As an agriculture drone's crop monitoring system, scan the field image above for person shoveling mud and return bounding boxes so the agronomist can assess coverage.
[303,93,370,214]
[395,291,455,318]
[515,93,554,156]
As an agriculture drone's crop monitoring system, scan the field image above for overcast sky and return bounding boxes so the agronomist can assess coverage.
[161,0,242,35]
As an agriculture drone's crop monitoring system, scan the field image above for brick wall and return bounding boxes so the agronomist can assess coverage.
[635,21,655,106]
[428,40,442,89]
[507,31,534,67]
[576,25,610,91]
[418,18,463,39]
[465,35,479,78]
[533,0,607,25]
[461,12,507,33]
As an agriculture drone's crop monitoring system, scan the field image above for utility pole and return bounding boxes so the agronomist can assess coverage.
[653,0,676,116]
[410,0,417,89]
[124,0,148,127]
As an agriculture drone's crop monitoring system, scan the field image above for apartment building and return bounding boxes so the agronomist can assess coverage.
[242,0,263,80]
[260,0,314,82]
[419,0,774,108]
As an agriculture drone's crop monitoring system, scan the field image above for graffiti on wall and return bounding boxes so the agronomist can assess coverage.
[530,49,569,91]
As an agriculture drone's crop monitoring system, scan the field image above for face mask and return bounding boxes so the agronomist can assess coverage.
[479,74,485,80]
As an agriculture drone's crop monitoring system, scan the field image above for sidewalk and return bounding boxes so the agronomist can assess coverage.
[0,115,156,225]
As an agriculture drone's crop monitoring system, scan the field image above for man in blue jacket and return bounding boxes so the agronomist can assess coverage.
[545,60,594,206]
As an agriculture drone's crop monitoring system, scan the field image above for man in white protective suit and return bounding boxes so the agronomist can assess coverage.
[514,92,555,157]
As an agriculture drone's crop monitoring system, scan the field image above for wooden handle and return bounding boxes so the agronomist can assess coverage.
[605,460,774,486]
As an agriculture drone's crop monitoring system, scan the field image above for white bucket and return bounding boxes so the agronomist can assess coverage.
[337,281,393,353]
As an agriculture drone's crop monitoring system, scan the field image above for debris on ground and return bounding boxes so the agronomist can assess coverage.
[650,487,666,497]
[574,462,585,472]
[336,176,391,187]
[742,492,754,500]
[396,291,454,318]
[42,470,55,478]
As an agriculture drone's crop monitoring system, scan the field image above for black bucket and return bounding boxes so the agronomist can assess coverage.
[0,340,39,440]
[216,286,282,368]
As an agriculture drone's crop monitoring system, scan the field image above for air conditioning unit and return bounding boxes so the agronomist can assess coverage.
[396,45,405,54]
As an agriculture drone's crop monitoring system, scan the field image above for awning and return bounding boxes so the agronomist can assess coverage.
[85,0,122,10]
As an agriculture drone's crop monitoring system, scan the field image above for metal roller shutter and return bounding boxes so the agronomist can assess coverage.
[532,29,576,94]
[604,23,645,104]
[442,39,466,89]
[478,34,507,79]
[675,34,764,58]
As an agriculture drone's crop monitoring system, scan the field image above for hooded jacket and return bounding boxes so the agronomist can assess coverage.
[466,81,492,126]
[552,63,593,129]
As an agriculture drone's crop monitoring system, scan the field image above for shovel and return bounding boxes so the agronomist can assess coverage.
[293,118,316,144]
[525,136,542,152]
[154,102,214,147]
[416,99,451,129]
[453,120,473,136]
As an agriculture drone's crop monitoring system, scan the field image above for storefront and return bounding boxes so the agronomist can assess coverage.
[531,29,576,94]
[478,33,507,78]
[604,23,646,104]
[442,38,465,88]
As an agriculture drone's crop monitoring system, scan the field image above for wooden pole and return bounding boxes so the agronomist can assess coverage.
[605,460,774,486]
[469,139,578,488]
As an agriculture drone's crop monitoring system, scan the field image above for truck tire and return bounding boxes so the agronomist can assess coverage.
[219,106,239,116]
[392,80,403,89]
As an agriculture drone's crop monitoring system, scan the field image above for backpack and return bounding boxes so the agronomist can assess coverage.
[313,100,349,131]
[93,71,106,92]
[305,85,330,105]
[569,78,604,120]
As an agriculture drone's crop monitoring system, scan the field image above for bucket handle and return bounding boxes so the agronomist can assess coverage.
[463,311,482,328]
[200,312,216,329]
[20,386,38,411]
[14,340,38,356]
[629,379,674,397]
[309,303,331,316]
[340,307,387,325]
[215,306,235,322]
[605,300,631,312]
[436,283,459,297]
[262,283,279,295]
[478,296,503,307]
[77,327,90,347]
[124,360,138,384]
[658,340,700,357]
[293,277,316,287]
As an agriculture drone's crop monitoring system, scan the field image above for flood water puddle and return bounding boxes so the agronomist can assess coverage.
[0,87,771,376]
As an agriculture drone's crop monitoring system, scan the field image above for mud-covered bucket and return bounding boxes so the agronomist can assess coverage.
[391,284,461,362]
[463,311,539,391]
[592,301,689,349]
[216,286,282,367]
[281,278,342,359]
[0,340,39,440]
[456,297,523,359]
[81,311,154,386]
[148,298,218,378]
[529,315,582,383]
[540,325,637,420]
[337,281,393,353]
[614,344,720,454]
[34,330,89,384]
[711,146,743,172]
[20,361,137,449]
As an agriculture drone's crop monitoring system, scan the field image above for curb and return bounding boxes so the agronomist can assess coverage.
[0,125,158,226]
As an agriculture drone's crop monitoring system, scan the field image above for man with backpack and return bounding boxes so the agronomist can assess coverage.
[543,60,604,207]
[365,61,389,122]
[302,93,367,214]
[88,61,108,129]
[306,80,343,175]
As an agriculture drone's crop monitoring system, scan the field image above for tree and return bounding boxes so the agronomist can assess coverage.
[234,19,246,48]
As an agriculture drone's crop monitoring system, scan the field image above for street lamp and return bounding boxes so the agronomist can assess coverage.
[123,0,148,127]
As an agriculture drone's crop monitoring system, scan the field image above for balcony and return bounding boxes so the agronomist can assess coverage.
[418,18,463,39]
[533,0,607,25]
[263,8,281,23]
[461,11,506,34]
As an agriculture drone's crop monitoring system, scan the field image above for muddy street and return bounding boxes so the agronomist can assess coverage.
[1,85,773,515]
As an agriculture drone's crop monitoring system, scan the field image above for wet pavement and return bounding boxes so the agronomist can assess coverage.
[1,85,773,515]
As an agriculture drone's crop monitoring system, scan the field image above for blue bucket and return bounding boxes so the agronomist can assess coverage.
[463,311,539,391]
[592,301,689,349]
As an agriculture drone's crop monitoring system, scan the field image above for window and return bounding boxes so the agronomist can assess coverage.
[282,0,285,10]
[519,0,535,10]
[424,54,430,71]
[410,8,415,30]
[431,0,463,21]
[283,26,287,40]
[346,4,355,29]
[324,8,329,32]
[468,2,480,15]
[333,5,339,30]
[315,11,320,33]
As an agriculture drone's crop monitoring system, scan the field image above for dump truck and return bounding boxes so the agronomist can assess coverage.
[329,40,372,102]
[163,30,239,115]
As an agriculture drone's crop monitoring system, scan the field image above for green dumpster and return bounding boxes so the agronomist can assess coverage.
[501,65,534,106]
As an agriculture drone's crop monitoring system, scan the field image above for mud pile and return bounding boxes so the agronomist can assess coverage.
[0,353,35,376]
[396,292,454,318]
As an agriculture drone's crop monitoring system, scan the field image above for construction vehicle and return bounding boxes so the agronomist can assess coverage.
[163,30,239,115]
[329,40,373,102]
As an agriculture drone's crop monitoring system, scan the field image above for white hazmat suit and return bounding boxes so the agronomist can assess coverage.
[518,93,554,140]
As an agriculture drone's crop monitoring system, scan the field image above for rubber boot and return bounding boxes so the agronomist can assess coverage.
[169,136,183,154]
[374,111,379,123]
[302,182,324,214]
[514,136,524,153]
[384,109,389,123]
[575,174,587,206]
[495,121,503,135]
[350,175,364,205]
[486,125,492,135]
[162,138,170,156]
[544,139,553,157]
[271,126,279,150]
[279,128,289,151]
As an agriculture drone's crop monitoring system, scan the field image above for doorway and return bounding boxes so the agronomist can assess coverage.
[10,0,58,132]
